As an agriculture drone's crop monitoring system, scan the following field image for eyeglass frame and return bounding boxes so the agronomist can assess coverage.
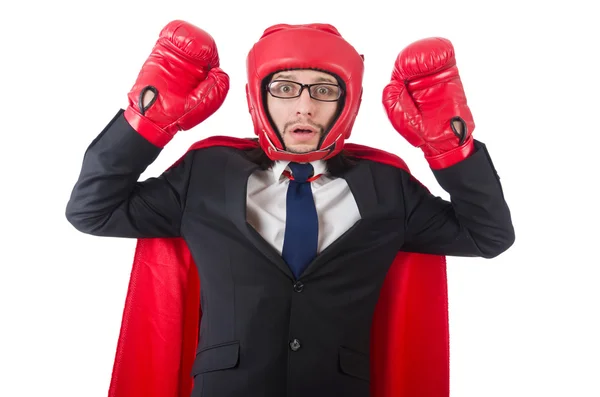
[266,79,344,102]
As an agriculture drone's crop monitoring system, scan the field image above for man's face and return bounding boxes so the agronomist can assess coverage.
[266,69,341,154]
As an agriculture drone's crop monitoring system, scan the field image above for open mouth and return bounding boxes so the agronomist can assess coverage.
[290,124,318,134]
[288,126,318,142]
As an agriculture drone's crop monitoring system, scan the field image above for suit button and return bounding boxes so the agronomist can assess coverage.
[293,281,304,292]
[290,339,301,351]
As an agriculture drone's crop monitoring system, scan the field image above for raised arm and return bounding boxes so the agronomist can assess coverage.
[382,37,514,258]
[65,20,229,238]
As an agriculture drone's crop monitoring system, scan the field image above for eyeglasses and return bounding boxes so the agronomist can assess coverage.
[267,80,343,102]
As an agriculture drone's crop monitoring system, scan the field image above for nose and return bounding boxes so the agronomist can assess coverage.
[295,88,316,117]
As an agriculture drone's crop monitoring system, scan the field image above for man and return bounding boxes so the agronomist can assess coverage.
[66,21,514,397]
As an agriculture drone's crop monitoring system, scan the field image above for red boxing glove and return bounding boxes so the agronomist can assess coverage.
[124,20,229,147]
[382,37,475,169]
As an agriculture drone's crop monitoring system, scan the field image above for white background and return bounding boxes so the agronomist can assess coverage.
[1,0,598,396]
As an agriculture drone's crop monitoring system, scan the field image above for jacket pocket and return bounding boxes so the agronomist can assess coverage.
[191,340,240,376]
[338,346,370,382]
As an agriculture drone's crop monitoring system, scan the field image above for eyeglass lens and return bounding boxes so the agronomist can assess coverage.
[269,80,341,101]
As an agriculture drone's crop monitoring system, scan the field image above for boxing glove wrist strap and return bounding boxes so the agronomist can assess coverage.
[123,106,174,148]
[425,135,475,170]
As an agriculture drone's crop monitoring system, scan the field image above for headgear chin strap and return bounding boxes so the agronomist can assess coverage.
[246,24,365,162]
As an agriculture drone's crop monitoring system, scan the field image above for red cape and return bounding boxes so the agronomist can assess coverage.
[107,136,449,397]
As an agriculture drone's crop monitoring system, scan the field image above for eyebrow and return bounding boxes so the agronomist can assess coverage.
[273,73,337,84]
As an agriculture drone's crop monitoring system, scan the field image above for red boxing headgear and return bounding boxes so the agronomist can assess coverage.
[246,23,365,162]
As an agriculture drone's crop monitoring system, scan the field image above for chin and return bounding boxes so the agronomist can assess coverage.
[286,143,319,154]
[283,136,322,154]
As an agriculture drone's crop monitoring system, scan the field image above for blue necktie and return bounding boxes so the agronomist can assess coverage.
[282,162,318,279]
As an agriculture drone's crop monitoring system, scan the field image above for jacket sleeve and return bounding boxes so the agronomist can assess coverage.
[65,110,195,238]
[401,140,515,259]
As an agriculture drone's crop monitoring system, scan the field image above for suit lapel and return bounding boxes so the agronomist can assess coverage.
[300,161,379,278]
[224,152,295,280]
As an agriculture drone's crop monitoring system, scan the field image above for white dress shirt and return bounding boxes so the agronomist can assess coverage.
[246,159,361,254]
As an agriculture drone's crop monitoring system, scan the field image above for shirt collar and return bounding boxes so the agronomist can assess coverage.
[272,159,328,183]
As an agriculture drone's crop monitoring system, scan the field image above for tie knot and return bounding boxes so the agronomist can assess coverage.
[288,162,314,183]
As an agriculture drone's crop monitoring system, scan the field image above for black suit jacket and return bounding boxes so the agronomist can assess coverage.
[66,110,514,397]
